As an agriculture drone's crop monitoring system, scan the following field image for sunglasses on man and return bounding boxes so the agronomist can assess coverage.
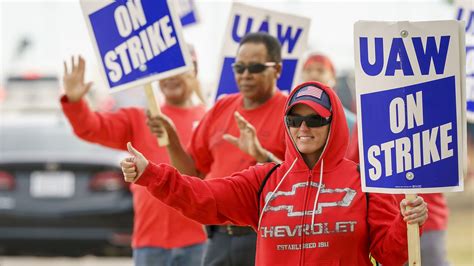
[285,115,332,128]
[231,62,277,74]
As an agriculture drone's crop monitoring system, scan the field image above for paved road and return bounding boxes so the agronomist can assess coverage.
[0,256,132,266]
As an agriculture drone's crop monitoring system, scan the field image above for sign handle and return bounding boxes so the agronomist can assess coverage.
[144,83,169,146]
[406,193,421,266]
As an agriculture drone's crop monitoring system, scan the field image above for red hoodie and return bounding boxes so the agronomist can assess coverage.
[136,82,410,265]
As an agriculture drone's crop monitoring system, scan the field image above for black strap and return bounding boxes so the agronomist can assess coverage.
[360,164,378,265]
[257,163,281,214]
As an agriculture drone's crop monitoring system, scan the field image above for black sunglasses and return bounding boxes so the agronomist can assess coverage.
[231,62,276,74]
[285,115,332,128]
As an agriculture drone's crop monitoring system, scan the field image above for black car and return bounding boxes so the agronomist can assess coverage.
[0,112,133,256]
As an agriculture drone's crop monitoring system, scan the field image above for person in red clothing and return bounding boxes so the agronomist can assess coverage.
[347,122,450,266]
[300,53,356,133]
[61,55,207,266]
[121,81,428,266]
[146,32,287,266]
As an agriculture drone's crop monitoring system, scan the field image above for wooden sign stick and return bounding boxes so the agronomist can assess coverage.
[406,193,421,266]
[144,83,169,146]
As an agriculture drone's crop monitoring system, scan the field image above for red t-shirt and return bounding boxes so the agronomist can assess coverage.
[61,96,207,248]
[346,123,448,231]
[188,91,288,179]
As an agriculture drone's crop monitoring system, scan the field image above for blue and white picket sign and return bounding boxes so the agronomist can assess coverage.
[354,21,465,194]
[80,0,193,93]
[174,0,199,27]
[212,3,310,101]
[456,0,474,122]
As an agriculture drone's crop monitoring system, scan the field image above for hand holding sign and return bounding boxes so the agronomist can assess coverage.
[400,195,428,225]
[63,55,93,103]
[146,110,178,142]
[121,142,149,182]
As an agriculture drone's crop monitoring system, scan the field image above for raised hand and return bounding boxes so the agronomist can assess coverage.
[121,142,149,182]
[400,196,428,225]
[223,111,269,163]
[63,55,93,102]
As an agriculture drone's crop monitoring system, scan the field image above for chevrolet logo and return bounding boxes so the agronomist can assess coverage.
[263,182,357,217]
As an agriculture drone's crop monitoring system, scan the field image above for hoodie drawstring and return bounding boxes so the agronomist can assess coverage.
[257,158,298,230]
[311,159,324,230]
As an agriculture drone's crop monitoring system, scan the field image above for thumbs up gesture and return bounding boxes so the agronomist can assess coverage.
[121,142,149,182]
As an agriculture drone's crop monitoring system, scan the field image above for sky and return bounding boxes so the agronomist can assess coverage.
[0,0,459,102]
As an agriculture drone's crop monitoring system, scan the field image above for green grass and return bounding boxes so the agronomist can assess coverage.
[446,182,474,265]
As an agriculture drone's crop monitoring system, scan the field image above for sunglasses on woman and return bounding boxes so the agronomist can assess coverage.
[285,115,332,128]
[231,62,277,74]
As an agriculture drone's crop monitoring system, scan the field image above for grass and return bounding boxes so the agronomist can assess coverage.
[446,181,474,265]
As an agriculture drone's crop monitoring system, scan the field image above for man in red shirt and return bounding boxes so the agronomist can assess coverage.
[60,55,207,266]
[147,32,287,265]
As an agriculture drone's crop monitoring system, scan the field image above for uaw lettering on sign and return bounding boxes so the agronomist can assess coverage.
[359,36,450,76]
[82,0,191,92]
[214,3,310,101]
[354,21,465,193]
[456,5,474,35]
[231,13,303,54]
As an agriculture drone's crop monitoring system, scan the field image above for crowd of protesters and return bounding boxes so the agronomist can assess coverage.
[60,30,474,266]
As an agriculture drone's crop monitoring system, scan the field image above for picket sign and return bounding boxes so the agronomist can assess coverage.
[354,20,466,266]
[213,2,310,101]
[174,0,199,27]
[81,0,193,146]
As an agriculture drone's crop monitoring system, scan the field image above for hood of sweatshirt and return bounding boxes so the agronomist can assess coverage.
[283,81,349,172]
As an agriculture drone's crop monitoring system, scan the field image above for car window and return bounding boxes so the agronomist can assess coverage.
[1,76,61,112]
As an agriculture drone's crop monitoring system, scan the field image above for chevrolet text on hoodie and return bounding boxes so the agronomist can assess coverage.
[136,81,411,265]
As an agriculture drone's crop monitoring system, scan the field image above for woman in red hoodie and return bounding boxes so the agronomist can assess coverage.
[121,81,428,266]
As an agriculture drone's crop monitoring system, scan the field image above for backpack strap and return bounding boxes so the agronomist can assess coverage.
[257,163,281,213]
[359,163,379,266]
